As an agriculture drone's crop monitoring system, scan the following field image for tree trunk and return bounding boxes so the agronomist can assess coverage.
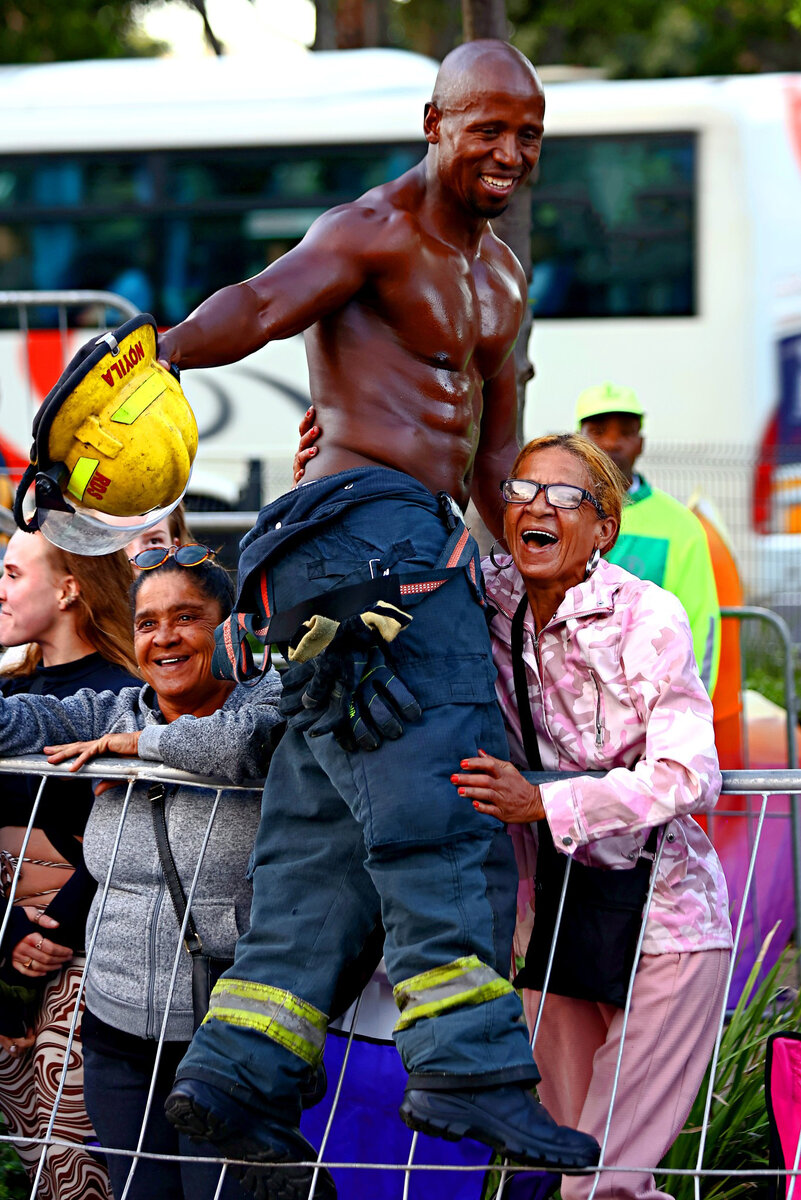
[313,0,337,50]
[461,0,506,41]
[461,0,534,445]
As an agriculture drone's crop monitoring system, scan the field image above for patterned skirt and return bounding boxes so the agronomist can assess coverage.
[0,957,111,1199]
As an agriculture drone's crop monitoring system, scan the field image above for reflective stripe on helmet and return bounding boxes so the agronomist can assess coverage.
[201,979,328,1066]
[111,371,167,425]
[393,955,514,1032]
[66,456,100,501]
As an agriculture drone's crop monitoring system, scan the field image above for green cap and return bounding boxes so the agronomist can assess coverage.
[575,383,644,428]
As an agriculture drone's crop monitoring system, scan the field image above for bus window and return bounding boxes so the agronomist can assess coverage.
[529,132,696,319]
[0,142,423,328]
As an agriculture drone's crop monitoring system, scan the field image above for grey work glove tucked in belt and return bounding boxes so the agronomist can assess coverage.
[278,602,422,752]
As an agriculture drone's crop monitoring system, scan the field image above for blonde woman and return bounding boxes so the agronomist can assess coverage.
[0,530,139,1200]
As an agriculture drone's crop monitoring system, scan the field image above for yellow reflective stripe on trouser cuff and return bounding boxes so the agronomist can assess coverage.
[202,979,328,1066]
[392,955,514,1032]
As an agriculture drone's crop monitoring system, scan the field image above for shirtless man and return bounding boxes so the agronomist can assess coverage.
[161,40,600,1200]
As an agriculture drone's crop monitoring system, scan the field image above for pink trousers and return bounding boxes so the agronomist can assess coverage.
[523,948,730,1200]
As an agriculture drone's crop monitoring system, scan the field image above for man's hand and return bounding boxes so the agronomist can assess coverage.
[44,731,142,772]
[12,912,71,977]
[451,749,545,823]
[293,406,320,484]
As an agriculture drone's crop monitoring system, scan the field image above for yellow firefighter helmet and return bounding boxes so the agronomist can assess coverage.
[14,314,198,555]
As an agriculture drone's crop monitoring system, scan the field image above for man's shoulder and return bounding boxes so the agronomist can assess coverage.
[314,170,423,245]
[482,226,526,281]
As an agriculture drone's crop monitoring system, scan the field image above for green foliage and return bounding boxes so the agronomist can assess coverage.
[505,0,801,78]
[745,665,801,713]
[0,0,166,64]
[0,1136,28,1200]
[741,622,801,716]
[660,931,801,1199]
[481,936,800,1200]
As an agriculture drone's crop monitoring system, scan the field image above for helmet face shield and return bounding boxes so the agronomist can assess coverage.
[13,314,198,556]
[31,472,188,555]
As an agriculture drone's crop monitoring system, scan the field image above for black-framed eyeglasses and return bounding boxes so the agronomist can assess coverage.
[130,543,215,571]
[500,478,606,518]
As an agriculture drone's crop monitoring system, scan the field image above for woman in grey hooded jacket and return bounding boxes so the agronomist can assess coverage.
[0,554,282,1200]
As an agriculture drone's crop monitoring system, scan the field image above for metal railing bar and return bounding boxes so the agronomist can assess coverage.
[720,605,801,941]
[1,756,798,1193]
[119,787,224,1200]
[692,791,769,1200]
[0,776,45,950]
[528,855,572,1056]
[311,991,365,1200]
[0,291,139,318]
[4,1128,801,1181]
[27,778,136,1199]
[0,754,263,790]
[586,834,666,1200]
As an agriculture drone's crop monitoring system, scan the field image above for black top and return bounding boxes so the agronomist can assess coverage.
[0,652,139,960]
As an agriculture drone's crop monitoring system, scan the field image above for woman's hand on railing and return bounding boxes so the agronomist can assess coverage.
[451,749,546,824]
[43,732,142,772]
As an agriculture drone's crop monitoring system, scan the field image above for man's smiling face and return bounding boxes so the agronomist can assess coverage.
[425,59,545,219]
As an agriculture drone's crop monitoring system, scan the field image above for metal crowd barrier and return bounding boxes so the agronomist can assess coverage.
[0,757,797,1199]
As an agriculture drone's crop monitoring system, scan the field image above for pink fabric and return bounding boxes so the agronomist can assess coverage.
[770,1036,801,1190]
[484,556,732,955]
[524,948,730,1200]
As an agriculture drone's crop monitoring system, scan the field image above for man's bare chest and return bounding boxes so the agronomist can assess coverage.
[373,249,523,374]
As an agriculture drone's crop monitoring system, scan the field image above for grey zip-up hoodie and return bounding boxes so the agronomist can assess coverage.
[0,669,281,1040]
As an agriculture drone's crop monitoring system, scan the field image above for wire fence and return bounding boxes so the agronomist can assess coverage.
[0,755,797,1199]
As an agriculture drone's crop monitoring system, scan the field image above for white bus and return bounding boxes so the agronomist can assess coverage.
[1,52,800,599]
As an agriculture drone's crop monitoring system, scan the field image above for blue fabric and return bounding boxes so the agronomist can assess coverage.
[301,1033,493,1199]
[178,470,539,1119]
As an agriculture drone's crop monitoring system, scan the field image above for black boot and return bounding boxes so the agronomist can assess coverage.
[400,1084,600,1170]
[165,1077,336,1200]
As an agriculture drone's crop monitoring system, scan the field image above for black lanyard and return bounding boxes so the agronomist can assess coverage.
[510,592,543,773]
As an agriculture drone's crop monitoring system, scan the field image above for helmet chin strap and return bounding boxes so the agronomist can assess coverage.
[13,465,74,535]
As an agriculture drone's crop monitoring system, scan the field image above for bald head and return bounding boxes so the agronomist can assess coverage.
[432,40,543,114]
[422,40,545,221]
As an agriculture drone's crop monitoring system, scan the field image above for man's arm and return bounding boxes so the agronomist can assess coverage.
[158,206,373,369]
[470,353,520,540]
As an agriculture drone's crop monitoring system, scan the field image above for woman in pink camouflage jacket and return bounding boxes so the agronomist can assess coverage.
[451,433,733,1200]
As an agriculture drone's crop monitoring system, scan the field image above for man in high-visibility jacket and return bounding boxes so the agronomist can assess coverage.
[576,383,720,695]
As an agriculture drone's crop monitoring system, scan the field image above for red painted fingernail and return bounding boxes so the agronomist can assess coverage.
[473,801,480,809]
[450,774,459,784]
[310,447,317,455]
[306,407,313,416]
[458,788,466,796]
[460,760,469,768]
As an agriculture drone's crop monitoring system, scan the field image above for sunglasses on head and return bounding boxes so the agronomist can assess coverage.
[130,543,215,571]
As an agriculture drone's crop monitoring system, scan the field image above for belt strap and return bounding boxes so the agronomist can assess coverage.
[214,511,483,686]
